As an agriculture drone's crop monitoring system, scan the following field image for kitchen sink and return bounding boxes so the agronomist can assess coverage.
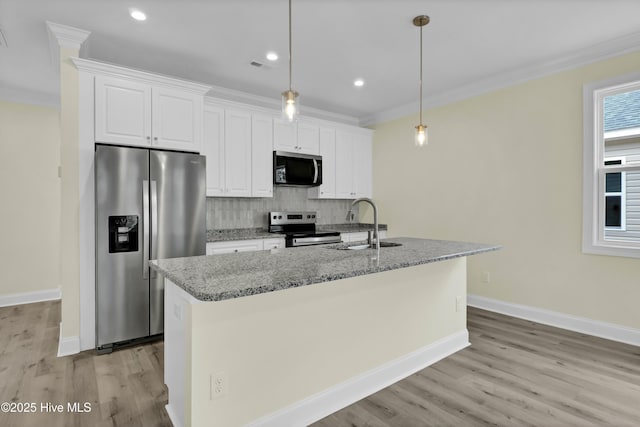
[330,241,403,250]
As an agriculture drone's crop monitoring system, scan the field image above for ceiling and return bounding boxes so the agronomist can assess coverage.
[2,0,640,125]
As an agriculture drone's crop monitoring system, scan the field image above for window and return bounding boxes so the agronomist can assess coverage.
[583,73,640,258]
[604,159,625,230]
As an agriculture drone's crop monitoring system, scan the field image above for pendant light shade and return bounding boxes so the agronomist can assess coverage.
[282,0,299,122]
[413,15,429,147]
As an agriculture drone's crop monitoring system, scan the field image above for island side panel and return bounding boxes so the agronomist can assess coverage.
[164,279,199,427]
[188,256,467,427]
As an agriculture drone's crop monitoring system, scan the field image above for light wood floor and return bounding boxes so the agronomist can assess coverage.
[0,301,171,427]
[1,301,639,426]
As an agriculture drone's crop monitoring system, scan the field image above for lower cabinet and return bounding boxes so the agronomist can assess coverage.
[206,238,285,255]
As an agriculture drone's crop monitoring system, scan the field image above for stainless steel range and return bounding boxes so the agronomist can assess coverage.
[268,211,342,247]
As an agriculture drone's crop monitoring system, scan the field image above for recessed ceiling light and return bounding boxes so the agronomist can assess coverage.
[266,52,278,61]
[130,10,147,21]
[354,79,365,87]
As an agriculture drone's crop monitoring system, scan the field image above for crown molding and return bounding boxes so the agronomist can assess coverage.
[207,84,360,126]
[360,30,640,127]
[205,96,372,135]
[72,58,212,95]
[46,21,90,50]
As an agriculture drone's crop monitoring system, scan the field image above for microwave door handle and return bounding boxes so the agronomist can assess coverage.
[313,158,318,184]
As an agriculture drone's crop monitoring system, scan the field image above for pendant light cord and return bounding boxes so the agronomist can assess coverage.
[288,0,292,91]
[419,23,423,126]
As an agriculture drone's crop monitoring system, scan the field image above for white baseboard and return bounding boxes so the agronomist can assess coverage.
[246,329,470,427]
[57,322,81,357]
[165,404,182,427]
[468,294,640,347]
[0,288,61,308]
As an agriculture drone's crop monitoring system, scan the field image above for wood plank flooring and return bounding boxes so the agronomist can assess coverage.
[0,301,171,427]
[1,301,639,426]
[313,309,640,427]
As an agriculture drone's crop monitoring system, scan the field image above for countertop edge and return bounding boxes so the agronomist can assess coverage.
[150,241,500,303]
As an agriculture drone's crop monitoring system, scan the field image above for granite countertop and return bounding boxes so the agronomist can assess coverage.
[206,223,388,242]
[150,237,500,302]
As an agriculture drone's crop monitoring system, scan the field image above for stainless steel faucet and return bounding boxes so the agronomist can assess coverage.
[348,197,379,250]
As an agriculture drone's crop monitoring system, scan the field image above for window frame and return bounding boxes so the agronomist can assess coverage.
[582,72,640,258]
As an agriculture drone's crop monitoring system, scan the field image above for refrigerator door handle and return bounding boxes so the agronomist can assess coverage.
[150,180,158,278]
[142,180,150,279]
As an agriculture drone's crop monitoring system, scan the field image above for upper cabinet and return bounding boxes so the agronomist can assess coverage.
[251,114,274,198]
[94,75,205,153]
[296,121,320,154]
[203,105,273,198]
[334,130,373,199]
[203,106,252,197]
[308,128,336,199]
[273,119,297,152]
[273,119,320,155]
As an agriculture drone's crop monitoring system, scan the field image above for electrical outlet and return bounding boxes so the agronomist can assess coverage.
[456,296,464,312]
[482,271,490,284]
[211,372,228,400]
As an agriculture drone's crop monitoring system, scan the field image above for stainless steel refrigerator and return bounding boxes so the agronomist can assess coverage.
[95,144,206,353]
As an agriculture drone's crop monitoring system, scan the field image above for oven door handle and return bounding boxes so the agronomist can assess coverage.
[292,235,342,246]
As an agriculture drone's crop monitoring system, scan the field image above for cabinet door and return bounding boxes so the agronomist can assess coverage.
[95,76,151,146]
[224,110,252,197]
[251,114,274,198]
[309,128,336,199]
[297,121,320,154]
[152,87,202,153]
[353,133,372,198]
[203,106,225,197]
[273,118,297,152]
[206,240,263,255]
[335,130,355,199]
[262,238,286,250]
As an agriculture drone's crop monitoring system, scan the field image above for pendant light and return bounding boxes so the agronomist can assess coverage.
[282,0,299,122]
[413,15,430,146]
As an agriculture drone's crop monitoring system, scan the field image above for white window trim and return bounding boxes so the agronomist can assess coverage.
[583,72,640,258]
[603,157,626,232]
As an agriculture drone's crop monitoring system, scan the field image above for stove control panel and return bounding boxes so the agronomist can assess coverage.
[269,211,317,226]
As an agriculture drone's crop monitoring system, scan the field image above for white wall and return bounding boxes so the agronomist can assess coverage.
[0,100,60,297]
[371,52,640,330]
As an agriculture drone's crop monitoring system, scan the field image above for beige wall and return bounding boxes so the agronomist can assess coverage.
[0,100,60,295]
[186,258,467,426]
[372,52,640,330]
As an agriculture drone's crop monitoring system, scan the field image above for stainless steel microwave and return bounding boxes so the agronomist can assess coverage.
[273,151,322,187]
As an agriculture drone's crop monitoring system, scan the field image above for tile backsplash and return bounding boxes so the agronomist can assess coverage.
[206,187,359,230]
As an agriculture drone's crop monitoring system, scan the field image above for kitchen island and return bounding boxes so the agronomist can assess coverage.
[151,237,499,427]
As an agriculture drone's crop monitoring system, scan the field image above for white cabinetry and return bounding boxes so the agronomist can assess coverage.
[206,237,285,255]
[308,128,336,199]
[224,110,252,197]
[203,106,252,197]
[335,130,373,199]
[95,75,203,152]
[273,119,297,152]
[206,240,263,255]
[251,114,274,197]
[296,121,320,154]
[273,119,320,155]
